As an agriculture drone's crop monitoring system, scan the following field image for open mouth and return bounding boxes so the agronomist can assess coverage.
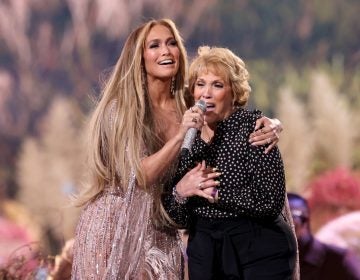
[158,59,174,65]
[206,103,215,110]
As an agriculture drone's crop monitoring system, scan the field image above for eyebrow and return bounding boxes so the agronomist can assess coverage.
[197,77,226,83]
[146,37,175,46]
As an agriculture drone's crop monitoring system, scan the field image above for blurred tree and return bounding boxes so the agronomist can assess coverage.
[17,97,85,254]
[277,86,313,192]
[308,71,355,173]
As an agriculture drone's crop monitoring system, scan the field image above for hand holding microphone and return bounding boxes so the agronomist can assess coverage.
[181,100,207,154]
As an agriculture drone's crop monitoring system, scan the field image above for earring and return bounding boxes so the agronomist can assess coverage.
[171,76,175,96]
[141,64,147,93]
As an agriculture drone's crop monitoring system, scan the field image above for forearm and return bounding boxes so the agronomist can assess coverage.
[141,134,184,186]
[141,105,205,187]
[162,190,189,227]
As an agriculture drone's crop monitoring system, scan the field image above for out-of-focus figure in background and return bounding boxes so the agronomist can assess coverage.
[287,192,360,280]
[0,183,45,279]
[48,239,74,280]
[316,211,360,261]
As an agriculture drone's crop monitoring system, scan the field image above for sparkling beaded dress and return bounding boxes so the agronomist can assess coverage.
[71,172,183,279]
[71,100,183,279]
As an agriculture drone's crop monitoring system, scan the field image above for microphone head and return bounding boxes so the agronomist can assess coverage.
[195,99,207,112]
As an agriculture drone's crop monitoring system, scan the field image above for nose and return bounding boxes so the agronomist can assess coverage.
[201,85,211,99]
[161,43,170,55]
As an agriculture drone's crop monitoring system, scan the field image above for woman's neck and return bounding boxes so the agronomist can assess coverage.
[147,79,179,142]
[201,124,216,144]
[147,78,172,109]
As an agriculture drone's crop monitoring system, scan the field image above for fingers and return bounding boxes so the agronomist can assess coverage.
[177,164,221,199]
[200,187,219,203]
[264,134,279,154]
[250,133,279,154]
[250,135,276,146]
[249,131,270,143]
[254,116,265,131]
[188,162,202,175]
[254,116,282,131]
[200,160,207,171]
[187,106,204,122]
[195,186,218,202]
[182,110,203,127]
[272,118,283,133]
[249,127,279,144]
[196,190,214,202]
[180,180,217,200]
[192,161,217,177]
[190,104,205,114]
[264,141,275,154]
[248,117,282,154]
[196,179,220,190]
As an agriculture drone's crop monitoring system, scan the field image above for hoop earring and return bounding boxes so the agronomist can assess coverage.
[171,76,175,96]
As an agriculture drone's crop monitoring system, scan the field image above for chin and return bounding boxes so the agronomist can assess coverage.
[205,118,218,127]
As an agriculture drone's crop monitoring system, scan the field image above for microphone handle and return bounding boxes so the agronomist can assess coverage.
[180,127,197,151]
[180,99,206,154]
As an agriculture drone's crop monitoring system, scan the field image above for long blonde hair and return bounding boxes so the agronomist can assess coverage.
[78,19,188,206]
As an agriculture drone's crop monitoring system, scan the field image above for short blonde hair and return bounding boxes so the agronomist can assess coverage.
[188,46,251,106]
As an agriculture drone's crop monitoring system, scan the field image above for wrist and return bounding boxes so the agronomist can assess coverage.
[172,186,188,204]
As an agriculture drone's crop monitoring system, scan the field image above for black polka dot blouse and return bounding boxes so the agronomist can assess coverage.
[163,108,286,227]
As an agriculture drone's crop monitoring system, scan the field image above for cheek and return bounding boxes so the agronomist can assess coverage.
[172,47,180,59]
[173,49,181,70]
[143,55,150,70]
[143,51,155,66]
[193,87,202,100]
[218,92,233,107]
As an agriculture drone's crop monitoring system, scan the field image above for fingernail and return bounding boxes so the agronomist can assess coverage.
[215,181,220,185]
[212,167,218,172]
[216,172,222,176]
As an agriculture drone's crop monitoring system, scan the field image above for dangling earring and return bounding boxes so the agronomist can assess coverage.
[141,64,147,93]
[171,76,175,96]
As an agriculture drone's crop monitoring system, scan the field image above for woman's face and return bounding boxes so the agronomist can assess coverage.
[193,69,234,126]
[143,24,180,82]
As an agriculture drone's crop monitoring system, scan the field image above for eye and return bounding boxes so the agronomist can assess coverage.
[214,82,224,88]
[168,39,178,46]
[195,81,205,87]
[149,43,159,49]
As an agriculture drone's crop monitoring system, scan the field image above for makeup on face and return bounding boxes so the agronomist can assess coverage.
[193,70,234,125]
[143,24,180,80]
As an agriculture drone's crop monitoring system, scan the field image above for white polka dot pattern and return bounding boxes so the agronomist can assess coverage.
[163,108,286,227]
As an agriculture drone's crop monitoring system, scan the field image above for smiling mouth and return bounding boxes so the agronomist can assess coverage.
[158,59,174,65]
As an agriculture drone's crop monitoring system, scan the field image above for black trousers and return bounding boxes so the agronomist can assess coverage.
[187,215,296,280]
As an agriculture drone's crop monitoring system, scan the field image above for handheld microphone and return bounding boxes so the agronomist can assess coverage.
[181,99,207,155]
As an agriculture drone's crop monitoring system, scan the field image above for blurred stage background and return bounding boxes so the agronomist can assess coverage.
[0,0,359,276]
